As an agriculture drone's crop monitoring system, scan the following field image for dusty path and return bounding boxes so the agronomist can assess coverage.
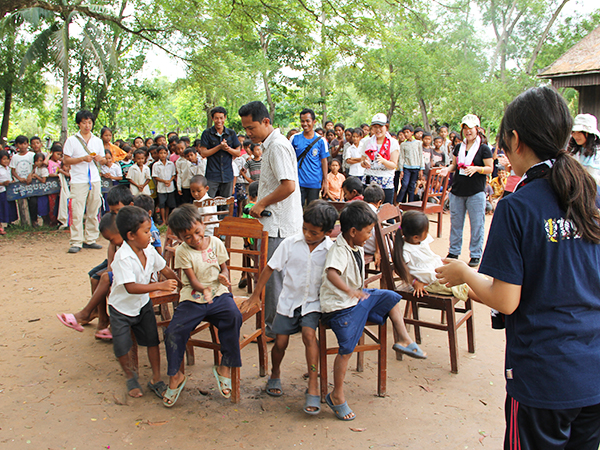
[0,215,507,449]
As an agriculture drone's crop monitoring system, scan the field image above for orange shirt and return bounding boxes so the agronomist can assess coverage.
[327,172,345,201]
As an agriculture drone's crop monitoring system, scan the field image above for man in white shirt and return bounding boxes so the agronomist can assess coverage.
[62,110,106,253]
[239,101,303,338]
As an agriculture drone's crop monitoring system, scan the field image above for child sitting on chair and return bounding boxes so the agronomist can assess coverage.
[320,201,426,421]
[392,210,471,301]
[189,174,217,236]
[108,206,179,398]
[362,184,385,266]
[163,204,242,407]
[247,200,338,415]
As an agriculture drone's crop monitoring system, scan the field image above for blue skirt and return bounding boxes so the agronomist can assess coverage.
[0,191,18,223]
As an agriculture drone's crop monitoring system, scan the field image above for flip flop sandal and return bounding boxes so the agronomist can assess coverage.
[303,390,321,415]
[94,328,113,340]
[56,313,84,332]
[393,342,427,360]
[212,366,232,399]
[326,393,355,421]
[126,374,143,398]
[147,380,168,399]
[163,376,187,408]
[265,378,283,397]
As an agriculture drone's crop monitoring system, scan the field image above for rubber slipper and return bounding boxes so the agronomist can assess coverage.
[147,380,168,399]
[265,377,283,397]
[393,342,427,359]
[56,313,84,332]
[126,374,143,398]
[163,376,187,408]
[304,390,321,415]
[94,328,113,340]
[212,366,232,399]
[325,393,355,421]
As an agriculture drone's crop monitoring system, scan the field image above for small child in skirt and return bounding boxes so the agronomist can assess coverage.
[0,150,17,234]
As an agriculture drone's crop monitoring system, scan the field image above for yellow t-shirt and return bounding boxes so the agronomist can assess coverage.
[175,237,230,303]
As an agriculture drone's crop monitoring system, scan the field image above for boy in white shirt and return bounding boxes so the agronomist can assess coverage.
[152,146,176,224]
[247,200,338,415]
[189,174,217,236]
[100,149,123,185]
[108,206,178,398]
[127,149,151,196]
[176,148,193,204]
[344,128,365,181]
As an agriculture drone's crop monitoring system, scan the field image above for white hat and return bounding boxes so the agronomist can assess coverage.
[572,114,600,137]
[371,113,387,126]
[461,114,480,129]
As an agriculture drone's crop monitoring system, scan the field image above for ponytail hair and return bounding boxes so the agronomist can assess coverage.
[392,211,430,284]
[498,86,600,244]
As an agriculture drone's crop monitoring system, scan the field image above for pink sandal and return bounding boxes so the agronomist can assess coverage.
[56,313,84,332]
[94,328,113,340]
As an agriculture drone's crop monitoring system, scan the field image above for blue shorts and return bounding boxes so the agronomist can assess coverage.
[88,259,108,280]
[327,289,401,355]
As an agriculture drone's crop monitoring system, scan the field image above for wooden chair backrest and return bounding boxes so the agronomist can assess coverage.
[215,216,268,298]
[194,196,235,225]
[374,203,402,291]
[329,201,347,212]
[421,167,449,207]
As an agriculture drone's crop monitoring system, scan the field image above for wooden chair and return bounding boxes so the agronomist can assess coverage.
[329,201,347,212]
[185,216,269,403]
[374,203,475,373]
[398,167,449,238]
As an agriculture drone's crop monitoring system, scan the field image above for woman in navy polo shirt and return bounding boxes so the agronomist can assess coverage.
[437,86,600,450]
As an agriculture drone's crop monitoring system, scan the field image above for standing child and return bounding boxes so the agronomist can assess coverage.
[189,174,217,236]
[152,146,176,224]
[118,145,134,187]
[9,135,36,224]
[32,153,50,226]
[0,150,16,234]
[233,152,248,216]
[176,148,193,204]
[393,210,470,299]
[397,126,424,203]
[238,181,260,289]
[320,201,425,421]
[101,149,123,185]
[163,204,242,407]
[127,149,151,196]
[47,144,65,225]
[108,206,178,398]
[325,159,345,201]
[242,142,262,183]
[344,129,365,182]
[247,200,337,415]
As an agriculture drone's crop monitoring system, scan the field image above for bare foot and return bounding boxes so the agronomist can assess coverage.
[78,309,98,325]
[128,387,143,398]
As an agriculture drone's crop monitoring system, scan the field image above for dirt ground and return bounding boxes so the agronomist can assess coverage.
[0,213,508,450]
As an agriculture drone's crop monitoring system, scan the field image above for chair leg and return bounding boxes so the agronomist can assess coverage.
[185,343,195,366]
[210,325,221,366]
[403,300,412,333]
[356,333,365,372]
[437,212,443,238]
[440,310,446,324]
[319,325,328,403]
[446,302,459,374]
[466,299,476,353]
[231,366,241,404]
[256,312,268,377]
[412,301,422,344]
[378,322,387,397]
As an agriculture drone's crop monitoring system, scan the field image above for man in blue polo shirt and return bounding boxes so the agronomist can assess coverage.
[290,108,329,207]
[199,106,241,199]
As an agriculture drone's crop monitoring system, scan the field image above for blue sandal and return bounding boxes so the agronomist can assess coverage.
[162,376,187,408]
[393,342,427,359]
[304,390,321,415]
[266,378,283,397]
[326,393,355,421]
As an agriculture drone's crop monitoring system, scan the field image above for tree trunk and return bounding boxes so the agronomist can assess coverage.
[1,84,12,142]
[418,97,430,132]
[526,0,570,75]
[60,21,70,144]
[79,55,86,110]
[387,63,396,123]
[259,31,275,123]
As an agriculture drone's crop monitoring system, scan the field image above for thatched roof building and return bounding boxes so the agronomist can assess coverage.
[539,25,600,120]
